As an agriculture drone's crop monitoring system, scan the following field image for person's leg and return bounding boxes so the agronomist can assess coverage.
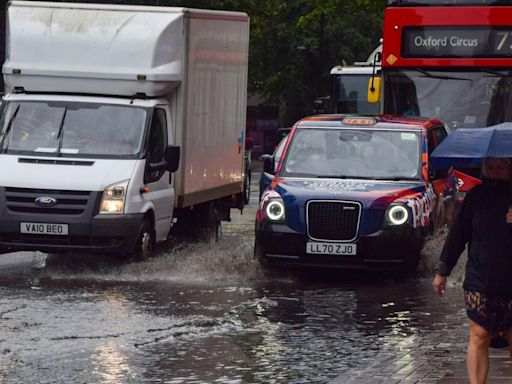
[467,319,491,384]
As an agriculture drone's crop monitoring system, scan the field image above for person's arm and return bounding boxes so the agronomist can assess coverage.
[435,188,474,276]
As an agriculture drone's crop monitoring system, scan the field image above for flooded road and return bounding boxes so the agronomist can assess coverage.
[0,181,469,384]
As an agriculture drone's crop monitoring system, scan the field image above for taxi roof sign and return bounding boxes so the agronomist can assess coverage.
[342,117,377,126]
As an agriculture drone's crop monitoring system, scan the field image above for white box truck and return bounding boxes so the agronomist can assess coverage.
[0,1,249,259]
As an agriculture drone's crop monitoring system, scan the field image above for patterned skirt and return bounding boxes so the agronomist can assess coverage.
[465,291,512,348]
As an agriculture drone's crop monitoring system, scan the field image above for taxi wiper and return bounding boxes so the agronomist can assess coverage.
[317,175,375,180]
[56,107,68,156]
[416,68,470,81]
[317,175,347,179]
[373,176,419,181]
[0,104,21,153]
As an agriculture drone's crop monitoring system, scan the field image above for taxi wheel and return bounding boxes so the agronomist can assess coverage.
[132,218,156,261]
[403,235,425,272]
[254,241,270,270]
[404,250,421,272]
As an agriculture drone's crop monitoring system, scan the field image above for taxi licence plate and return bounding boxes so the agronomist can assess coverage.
[20,222,69,235]
[306,242,357,256]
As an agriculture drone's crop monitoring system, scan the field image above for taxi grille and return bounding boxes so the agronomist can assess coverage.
[5,187,91,215]
[307,201,360,241]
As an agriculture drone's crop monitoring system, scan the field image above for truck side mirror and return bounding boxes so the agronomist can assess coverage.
[261,154,275,174]
[368,77,381,104]
[165,145,180,172]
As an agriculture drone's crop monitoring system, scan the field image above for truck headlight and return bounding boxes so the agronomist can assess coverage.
[386,204,409,226]
[100,180,129,214]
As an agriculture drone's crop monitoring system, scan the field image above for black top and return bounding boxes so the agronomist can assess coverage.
[436,179,512,295]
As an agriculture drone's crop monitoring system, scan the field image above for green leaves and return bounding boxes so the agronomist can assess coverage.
[53,0,386,125]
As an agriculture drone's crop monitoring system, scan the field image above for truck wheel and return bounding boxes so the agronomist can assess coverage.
[243,169,251,205]
[198,202,220,244]
[132,218,155,261]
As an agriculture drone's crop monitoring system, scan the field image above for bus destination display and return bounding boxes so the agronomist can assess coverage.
[403,27,512,58]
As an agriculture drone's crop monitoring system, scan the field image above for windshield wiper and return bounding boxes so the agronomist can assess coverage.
[317,175,420,181]
[373,176,420,181]
[56,107,68,156]
[415,68,470,82]
[480,69,512,78]
[0,105,21,153]
[317,175,375,180]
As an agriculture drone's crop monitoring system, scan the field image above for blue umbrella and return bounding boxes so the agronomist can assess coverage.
[430,123,512,170]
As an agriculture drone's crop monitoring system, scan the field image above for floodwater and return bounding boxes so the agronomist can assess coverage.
[0,182,468,384]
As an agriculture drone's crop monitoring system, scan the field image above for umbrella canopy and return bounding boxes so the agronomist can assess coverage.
[430,123,512,170]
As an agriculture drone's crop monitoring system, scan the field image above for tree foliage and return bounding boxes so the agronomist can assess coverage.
[42,0,387,125]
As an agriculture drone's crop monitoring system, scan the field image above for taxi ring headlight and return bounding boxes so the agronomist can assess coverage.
[265,199,285,221]
[387,205,409,225]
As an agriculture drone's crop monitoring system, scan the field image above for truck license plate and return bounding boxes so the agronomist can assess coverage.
[20,222,69,235]
[306,242,356,255]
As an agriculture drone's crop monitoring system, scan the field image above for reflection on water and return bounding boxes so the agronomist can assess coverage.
[93,343,134,384]
[0,223,470,383]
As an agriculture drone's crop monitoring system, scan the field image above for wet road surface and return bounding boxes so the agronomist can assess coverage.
[0,173,511,383]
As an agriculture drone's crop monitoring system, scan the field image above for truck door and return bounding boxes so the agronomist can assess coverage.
[144,107,174,242]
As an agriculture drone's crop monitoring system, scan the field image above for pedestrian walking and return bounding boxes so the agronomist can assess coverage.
[433,157,512,384]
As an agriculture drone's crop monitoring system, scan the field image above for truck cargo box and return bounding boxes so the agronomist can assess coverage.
[4,1,249,207]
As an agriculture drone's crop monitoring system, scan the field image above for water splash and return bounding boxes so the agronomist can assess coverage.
[418,226,466,286]
[37,235,267,286]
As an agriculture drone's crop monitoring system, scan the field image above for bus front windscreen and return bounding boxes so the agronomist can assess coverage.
[384,68,512,130]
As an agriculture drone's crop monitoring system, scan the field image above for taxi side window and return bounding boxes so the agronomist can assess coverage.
[427,125,449,179]
[427,126,448,154]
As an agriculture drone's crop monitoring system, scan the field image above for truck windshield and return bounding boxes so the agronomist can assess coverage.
[0,101,147,158]
[334,74,381,114]
[281,128,421,180]
[384,68,512,130]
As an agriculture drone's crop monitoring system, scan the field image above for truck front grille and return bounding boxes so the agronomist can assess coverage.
[307,200,361,241]
[5,187,91,215]
[2,233,122,247]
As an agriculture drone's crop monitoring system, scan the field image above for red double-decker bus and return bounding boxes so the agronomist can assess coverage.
[382,0,512,131]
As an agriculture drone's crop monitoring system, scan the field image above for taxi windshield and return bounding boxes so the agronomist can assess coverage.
[281,128,421,180]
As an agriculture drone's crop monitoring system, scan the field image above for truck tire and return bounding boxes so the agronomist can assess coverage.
[243,169,251,205]
[194,201,220,244]
[132,218,155,261]
[201,202,220,244]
